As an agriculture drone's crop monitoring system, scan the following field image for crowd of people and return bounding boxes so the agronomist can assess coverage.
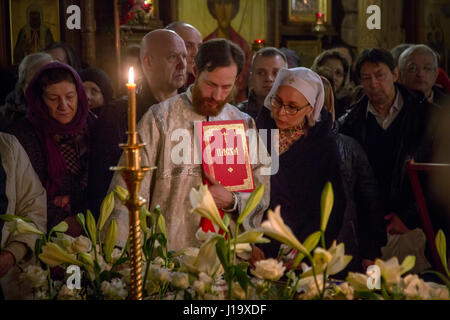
[0,21,449,299]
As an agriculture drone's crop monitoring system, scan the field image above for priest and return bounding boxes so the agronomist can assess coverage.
[107,39,271,251]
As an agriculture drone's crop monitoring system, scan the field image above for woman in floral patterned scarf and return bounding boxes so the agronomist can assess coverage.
[255,67,347,262]
[7,62,94,237]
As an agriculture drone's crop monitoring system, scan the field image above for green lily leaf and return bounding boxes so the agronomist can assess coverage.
[400,255,416,275]
[234,266,251,293]
[86,210,97,245]
[0,214,18,222]
[104,220,118,263]
[113,185,129,203]
[140,207,148,234]
[237,184,264,225]
[215,237,230,269]
[320,182,334,232]
[294,231,321,265]
[98,191,115,232]
[223,214,230,229]
[436,229,450,277]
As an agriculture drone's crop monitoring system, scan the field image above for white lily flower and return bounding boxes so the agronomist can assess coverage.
[375,257,403,287]
[183,236,223,278]
[346,272,369,291]
[189,184,229,233]
[260,206,308,255]
[235,230,270,244]
[8,218,44,236]
[39,242,81,267]
[326,241,352,275]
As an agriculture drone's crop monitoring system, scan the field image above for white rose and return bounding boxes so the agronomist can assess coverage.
[171,272,189,290]
[57,284,80,300]
[334,282,354,300]
[72,235,92,253]
[101,278,128,300]
[193,280,206,295]
[21,265,48,289]
[149,265,171,283]
[427,282,450,300]
[296,275,324,300]
[403,274,430,299]
[250,258,285,281]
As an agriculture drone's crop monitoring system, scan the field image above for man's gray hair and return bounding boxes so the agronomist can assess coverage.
[17,52,53,91]
[398,44,439,73]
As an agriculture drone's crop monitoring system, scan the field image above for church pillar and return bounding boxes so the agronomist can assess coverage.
[81,0,96,66]
[355,0,404,53]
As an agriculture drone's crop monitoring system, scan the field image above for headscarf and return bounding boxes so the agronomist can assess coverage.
[79,67,114,104]
[25,62,88,196]
[264,67,325,123]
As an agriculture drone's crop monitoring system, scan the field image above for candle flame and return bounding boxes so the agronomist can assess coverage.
[128,67,135,84]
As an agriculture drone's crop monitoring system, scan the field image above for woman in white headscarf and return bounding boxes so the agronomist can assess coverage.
[255,67,346,260]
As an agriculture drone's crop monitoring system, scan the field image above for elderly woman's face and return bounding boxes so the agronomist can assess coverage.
[322,58,345,92]
[42,80,78,124]
[272,85,313,130]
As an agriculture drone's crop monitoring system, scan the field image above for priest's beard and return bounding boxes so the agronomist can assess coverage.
[192,81,232,117]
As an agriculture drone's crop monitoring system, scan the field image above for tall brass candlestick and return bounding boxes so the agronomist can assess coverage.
[111,67,155,300]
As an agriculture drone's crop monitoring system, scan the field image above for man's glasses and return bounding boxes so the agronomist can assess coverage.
[406,64,436,74]
[270,96,310,115]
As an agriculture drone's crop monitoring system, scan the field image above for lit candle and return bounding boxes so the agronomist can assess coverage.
[126,67,136,134]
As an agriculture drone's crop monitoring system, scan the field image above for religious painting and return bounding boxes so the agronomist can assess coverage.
[9,0,60,65]
[287,0,331,24]
[286,39,322,68]
[177,0,266,47]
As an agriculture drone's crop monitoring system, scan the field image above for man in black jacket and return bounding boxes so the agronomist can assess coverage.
[338,49,439,261]
[88,29,187,216]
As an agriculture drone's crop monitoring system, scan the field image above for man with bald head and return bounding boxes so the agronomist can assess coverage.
[106,39,270,251]
[88,29,187,214]
[166,22,203,89]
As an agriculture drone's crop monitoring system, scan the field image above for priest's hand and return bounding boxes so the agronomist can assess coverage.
[204,172,233,210]
[0,250,15,279]
[385,213,410,235]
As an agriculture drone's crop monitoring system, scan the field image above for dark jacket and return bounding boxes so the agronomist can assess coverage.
[433,86,450,110]
[0,89,27,131]
[338,83,437,229]
[333,126,386,266]
[237,91,261,120]
[88,81,158,216]
[256,107,346,258]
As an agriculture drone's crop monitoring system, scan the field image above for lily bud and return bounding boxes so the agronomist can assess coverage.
[98,192,115,232]
[104,220,118,263]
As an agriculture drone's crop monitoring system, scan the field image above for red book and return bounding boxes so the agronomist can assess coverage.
[195,120,255,233]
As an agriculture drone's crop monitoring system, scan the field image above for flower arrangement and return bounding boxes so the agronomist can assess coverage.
[119,0,153,26]
[1,182,449,300]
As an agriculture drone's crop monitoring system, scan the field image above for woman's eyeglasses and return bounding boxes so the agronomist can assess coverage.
[270,96,310,115]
